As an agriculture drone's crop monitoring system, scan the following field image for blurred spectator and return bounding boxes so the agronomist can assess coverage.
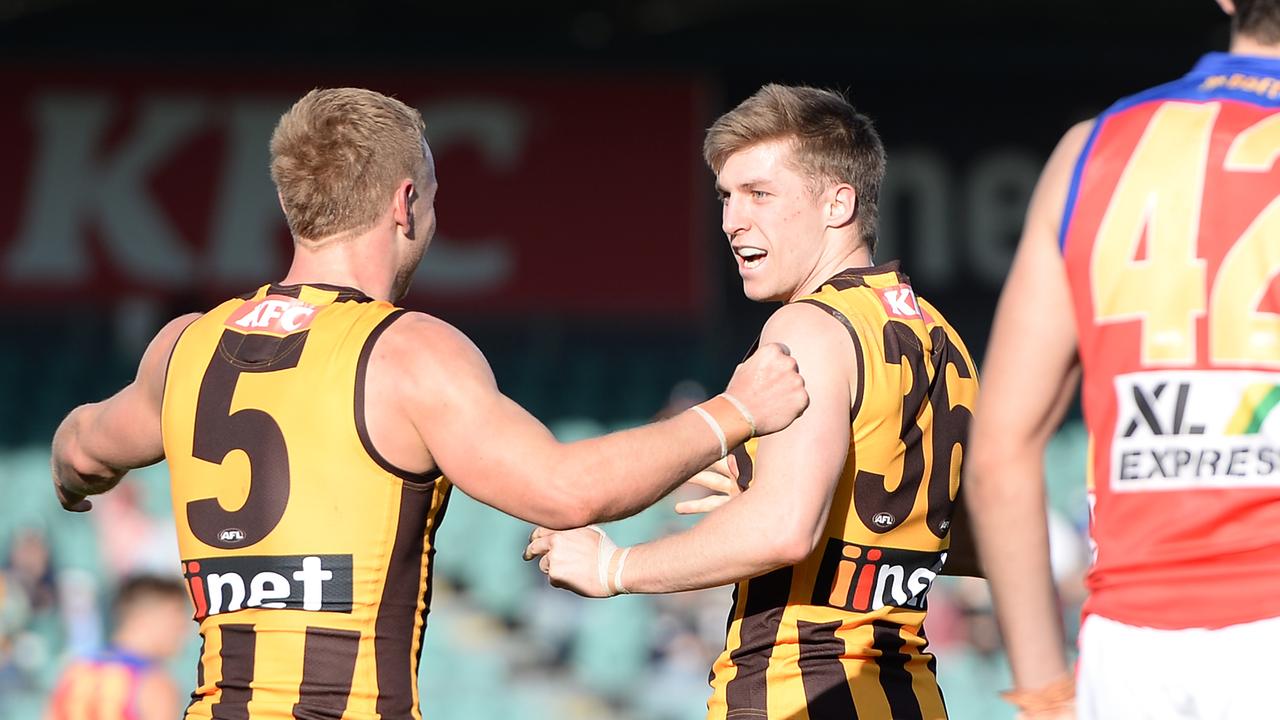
[1,529,62,692]
[91,483,180,583]
[934,578,1016,720]
[0,561,35,717]
[44,575,189,720]
[6,528,58,618]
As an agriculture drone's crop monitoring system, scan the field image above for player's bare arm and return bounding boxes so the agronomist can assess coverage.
[50,312,201,512]
[365,311,809,530]
[965,119,1093,704]
[523,300,851,596]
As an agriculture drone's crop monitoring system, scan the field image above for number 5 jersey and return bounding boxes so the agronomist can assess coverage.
[1061,52,1280,629]
[162,282,452,720]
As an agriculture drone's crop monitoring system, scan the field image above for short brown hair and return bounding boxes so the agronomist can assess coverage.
[1234,0,1280,44]
[113,574,188,619]
[270,88,427,243]
[704,84,886,254]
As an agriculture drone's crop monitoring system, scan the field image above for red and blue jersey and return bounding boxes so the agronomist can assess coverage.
[1061,52,1280,629]
[46,648,158,720]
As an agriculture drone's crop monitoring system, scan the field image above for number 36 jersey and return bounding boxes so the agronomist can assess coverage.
[1062,52,1280,629]
[706,263,978,720]
[162,282,451,720]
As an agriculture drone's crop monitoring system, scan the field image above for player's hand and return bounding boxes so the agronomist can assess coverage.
[674,456,741,515]
[724,342,808,436]
[49,457,120,513]
[523,525,616,598]
[1014,705,1075,720]
[1003,676,1075,720]
[52,479,93,513]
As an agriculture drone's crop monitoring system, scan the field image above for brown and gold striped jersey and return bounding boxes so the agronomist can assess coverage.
[707,262,978,720]
[162,283,451,720]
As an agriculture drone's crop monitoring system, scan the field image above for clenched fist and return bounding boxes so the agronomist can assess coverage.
[724,342,809,436]
[523,525,623,599]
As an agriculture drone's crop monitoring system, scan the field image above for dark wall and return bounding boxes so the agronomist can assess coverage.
[0,1,1230,441]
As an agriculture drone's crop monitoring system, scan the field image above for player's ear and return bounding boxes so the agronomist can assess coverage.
[392,179,416,236]
[1216,0,1236,17]
[826,184,857,229]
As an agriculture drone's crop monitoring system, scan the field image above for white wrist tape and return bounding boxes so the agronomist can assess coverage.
[611,546,632,595]
[720,392,757,436]
[691,405,728,459]
[584,525,611,595]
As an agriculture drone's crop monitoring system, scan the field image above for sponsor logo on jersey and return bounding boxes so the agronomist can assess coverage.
[1112,370,1280,491]
[876,284,923,320]
[182,554,353,621]
[224,295,317,336]
[811,539,945,613]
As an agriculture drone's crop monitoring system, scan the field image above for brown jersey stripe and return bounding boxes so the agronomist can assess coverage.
[187,632,207,714]
[211,624,256,720]
[825,273,869,291]
[263,282,374,303]
[919,625,943,707]
[730,443,755,493]
[796,299,866,423]
[415,485,452,669]
[823,261,903,290]
[797,620,859,720]
[723,566,793,712]
[374,481,435,719]
[871,620,924,720]
[292,626,361,719]
[354,309,444,485]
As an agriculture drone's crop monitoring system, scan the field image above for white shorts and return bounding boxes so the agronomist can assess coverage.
[1077,613,1280,720]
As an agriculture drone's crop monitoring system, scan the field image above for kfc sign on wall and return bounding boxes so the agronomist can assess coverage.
[0,68,708,317]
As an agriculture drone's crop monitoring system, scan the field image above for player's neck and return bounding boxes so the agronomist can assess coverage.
[281,232,398,302]
[1230,34,1280,59]
[788,243,873,302]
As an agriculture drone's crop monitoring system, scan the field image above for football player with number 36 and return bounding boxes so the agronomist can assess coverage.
[526,85,981,720]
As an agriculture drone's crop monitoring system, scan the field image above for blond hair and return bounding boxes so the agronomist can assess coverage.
[704,84,886,253]
[270,88,427,244]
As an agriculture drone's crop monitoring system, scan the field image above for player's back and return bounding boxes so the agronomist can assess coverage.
[706,262,978,720]
[1061,52,1280,629]
[162,283,451,720]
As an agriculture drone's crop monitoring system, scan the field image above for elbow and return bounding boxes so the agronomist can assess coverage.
[963,442,1011,501]
[539,503,596,531]
[536,476,602,530]
[770,524,822,567]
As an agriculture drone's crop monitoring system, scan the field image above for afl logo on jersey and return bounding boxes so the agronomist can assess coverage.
[218,528,246,544]
[872,512,896,528]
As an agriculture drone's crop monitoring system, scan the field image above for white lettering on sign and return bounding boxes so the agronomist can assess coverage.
[2,91,1046,296]
[3,91,524,296]
[6,93,202,283]
[411,100,522,293]
[208,100,293,283]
